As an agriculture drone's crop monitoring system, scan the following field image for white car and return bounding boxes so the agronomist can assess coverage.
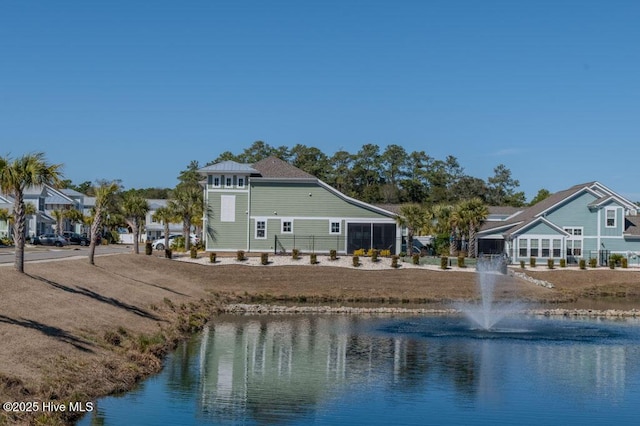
[152,234,200,250]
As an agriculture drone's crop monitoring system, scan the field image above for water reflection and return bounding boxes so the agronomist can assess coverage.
[83,315,640,425]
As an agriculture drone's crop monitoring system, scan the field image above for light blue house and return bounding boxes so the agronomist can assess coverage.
[198,157,400,254]
[478,182,640,265]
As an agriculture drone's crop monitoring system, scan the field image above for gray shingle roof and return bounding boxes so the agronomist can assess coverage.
[624,216,640,237]
[252,157,315,179]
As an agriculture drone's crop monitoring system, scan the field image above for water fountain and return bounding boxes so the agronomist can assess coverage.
[457,255,525,331]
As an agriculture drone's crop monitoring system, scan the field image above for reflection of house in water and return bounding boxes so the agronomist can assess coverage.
[194,316,635,423]
[196,316,426,423]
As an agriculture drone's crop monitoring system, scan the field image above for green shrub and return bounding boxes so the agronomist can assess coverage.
[190,247,198,259]
[580,259,586,270]
[292,248,300,260]
[457,256,465,268]
[371,249,379,262]
[173,235,186,250]
[609,259,615,269]
[209,252,217,263]
[412,254,420,265]
[559,258,566,268]
[547,259,554,269]
[440,256,448,270]
[610,253,624,266]
[330,249,337,260]
[399,251,406,258]
[261,252,269,265]
[391,255,399,268]
[165,249,172,259]
[237,250,245,261]
[310,253,317,264]
[353,248,365,257]
[530,257,536,268]
[520,260,525,269]
[622,257,628,268]
[145,241,152,255]
[589,258,597,268]
[352,256,360,267]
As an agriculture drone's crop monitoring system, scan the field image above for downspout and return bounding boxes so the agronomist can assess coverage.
[247,179,251,252]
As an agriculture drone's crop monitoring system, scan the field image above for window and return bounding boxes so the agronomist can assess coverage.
[330,221,341,234]
[519,239,528,257]
[282,220,292,233]
[225,177,233,188]
[567,240,582,257]
[255,220,266,239]
[530,239,539,257]
[606,208,616,228]
[238,177,245,188]
[220,195,236,222]
[211,176,221,188]
[553,239,561,257]
[541,239,550,257]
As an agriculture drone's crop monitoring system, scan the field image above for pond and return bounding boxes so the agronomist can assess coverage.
[79,314,640,425]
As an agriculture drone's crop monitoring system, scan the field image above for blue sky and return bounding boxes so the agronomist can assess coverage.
[1,1,638,202]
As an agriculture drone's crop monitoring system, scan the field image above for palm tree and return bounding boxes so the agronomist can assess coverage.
[169,183,202,252]
[456,198,489,258]
[153,205,179,255]
[88,180,120,265]
[0,153,63,273]
[396,204,427,256]
[121,193,149,255]
[51,209,65,236]
[426,203,455,256]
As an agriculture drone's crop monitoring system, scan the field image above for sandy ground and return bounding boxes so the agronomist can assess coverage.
[0,252,639,424]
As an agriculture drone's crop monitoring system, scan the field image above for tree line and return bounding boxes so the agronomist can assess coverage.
[209,141,531,207]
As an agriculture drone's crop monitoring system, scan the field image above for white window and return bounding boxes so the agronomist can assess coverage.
[225,177,233,188]
[519,239,528,257]
[255,219,267,239]
[530,239,539,257]
[281,220,292,233]
[330,221,341,234]
[220,195,236,222]
[238,177,245,188]
[212,176,221,188]
[553,239,561,257]
[606,208,616,228]
[541,239,550,258]
[567,240,582,257]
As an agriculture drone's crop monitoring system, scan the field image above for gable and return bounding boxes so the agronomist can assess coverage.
[511,217,568,238]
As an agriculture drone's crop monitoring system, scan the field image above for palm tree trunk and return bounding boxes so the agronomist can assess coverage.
[469,223,478,258]
[88,208,102,265]
[132,220,140,254]
[449,229,457,257]
[13,195,26,273]
[183,218,191,251]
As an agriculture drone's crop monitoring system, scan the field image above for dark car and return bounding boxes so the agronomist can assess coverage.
[34,233,69,247]
[62,231,90,246]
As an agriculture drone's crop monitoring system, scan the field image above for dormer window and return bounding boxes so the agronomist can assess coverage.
[211,176,221,188]
[238,177,245,188]
[225,177,233,188]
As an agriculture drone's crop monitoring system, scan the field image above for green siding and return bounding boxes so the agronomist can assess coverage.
[250,181,391,219]
[206,191,249,251]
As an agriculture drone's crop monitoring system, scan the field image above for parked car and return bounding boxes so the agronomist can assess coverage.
[62,231,90,246]
[152,235,180,250]
[34,233,69,247]
[152,233,200,250]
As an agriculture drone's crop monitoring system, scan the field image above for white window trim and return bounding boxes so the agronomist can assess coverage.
[605,208,617,228]
[281,219,293,234]
[255,218,267,239]
[237,176,245,189]
[213,176,221,188]
[225,176,233,188]
[329,220,341,235]
[563,226,584,237]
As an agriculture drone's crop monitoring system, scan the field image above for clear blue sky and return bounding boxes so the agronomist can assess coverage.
[1,1,639,202]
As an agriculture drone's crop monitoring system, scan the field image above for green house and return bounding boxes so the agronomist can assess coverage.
[198,157,399,254]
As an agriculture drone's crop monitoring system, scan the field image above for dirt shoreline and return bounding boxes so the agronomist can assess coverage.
[1,253,639,425]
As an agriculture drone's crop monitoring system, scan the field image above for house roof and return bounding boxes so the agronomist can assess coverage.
[61,188,86,197]
[252,157,316,179]
[479,182,597,236]
[624,215,640,237]
[147,199,168,210]
[198,160,258,174]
